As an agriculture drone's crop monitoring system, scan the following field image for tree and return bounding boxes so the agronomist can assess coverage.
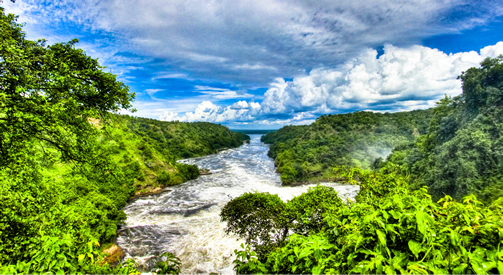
[0,8,137,272]
[0,9,135,170]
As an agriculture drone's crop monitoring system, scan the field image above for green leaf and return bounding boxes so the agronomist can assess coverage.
[384,265,396,275]
[416,211,428,236]
[376,229,387,246]
[408,240,421,259]
[450,230,459,246]
[471,261,487,275]
[497,261,503,274]
[49,260,57,269]
[299,248,313,259]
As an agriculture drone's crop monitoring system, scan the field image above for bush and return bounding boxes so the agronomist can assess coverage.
[157,171,170,185]
[153,252,181,274]
[285,185,343,235]
[169,176,184,185]
[176,163,199,181]
[221,192,288,257]
[227,169,503,274]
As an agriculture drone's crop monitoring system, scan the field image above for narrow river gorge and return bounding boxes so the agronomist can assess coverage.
[117,135,360,273]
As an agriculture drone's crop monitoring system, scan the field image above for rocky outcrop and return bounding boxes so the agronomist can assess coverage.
[102,245,125,267]
[199,168,212,175]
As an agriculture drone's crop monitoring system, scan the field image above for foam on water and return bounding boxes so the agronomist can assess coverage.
[117,135,359,273]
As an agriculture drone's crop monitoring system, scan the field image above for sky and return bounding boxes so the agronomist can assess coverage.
[3,0,503,129]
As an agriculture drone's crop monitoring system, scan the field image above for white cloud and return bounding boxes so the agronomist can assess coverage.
[234,63,278,71]
[159,42,503,127]
[145,89,163,97]
[480,41,503,57]
[152,73,188,80]
[260,42,503,114]
[160,100,262,123]
[5,0,503,85]
[193,86,254,99]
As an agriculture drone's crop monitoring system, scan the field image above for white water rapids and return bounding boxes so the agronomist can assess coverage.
[117,135,359,273]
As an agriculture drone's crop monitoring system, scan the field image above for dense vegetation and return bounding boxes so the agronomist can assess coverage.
[232,129,277,135]
[127,117,250,159]
[261,110,432,184]
[0,8,248,273]
[223,57,503,274]
[223,167,503,274]
[383,56,503,202]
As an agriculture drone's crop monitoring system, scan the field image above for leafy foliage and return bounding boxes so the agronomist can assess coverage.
[226,168,503,274]
[385,56,503,202]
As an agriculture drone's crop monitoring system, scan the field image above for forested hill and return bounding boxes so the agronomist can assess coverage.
[231,129,277,135]
[0,8,248,273]
[126,116,250,159]
[261,109,433,184]
[384,56,503,202]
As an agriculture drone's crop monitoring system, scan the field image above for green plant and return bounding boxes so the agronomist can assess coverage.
[153,252,181,274]
[226,168,503,274]
[158,171,170,185]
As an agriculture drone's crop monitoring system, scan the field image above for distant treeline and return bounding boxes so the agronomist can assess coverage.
[127,117,250,159]
[231,129,277,135]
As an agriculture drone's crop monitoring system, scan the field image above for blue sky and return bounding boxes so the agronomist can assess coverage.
[4,0,503,129]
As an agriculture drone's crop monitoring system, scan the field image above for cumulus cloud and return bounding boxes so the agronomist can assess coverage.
[160,100,261,123]
[261,42,503,114]
[160,42,503,127]
[5,0,503,86]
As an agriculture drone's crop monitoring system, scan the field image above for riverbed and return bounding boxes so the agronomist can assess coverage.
[117,134,359,273]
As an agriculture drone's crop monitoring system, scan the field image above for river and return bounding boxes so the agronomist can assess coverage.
[117,135,360,273]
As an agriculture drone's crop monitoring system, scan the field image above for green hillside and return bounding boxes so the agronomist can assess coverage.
[127,117,250,160]
[262,109,432,184]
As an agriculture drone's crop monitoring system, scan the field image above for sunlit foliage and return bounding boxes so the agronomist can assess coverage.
[225,168,503,274]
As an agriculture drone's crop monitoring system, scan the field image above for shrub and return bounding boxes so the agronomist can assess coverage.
[157,171,170,185]
[227,169,503,274]
[221,192,289,257]
[153,252,181,274]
